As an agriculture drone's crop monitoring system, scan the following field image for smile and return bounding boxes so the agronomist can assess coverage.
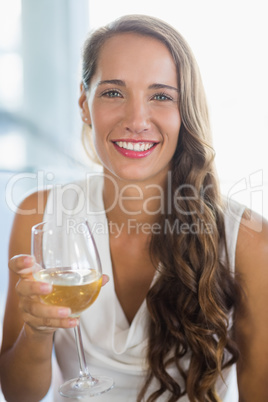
[113,140,158,159]
[115,141,155,152]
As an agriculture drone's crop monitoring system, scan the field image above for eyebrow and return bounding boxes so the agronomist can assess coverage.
[96,80,179,92]
[148,83,179,93]
[97,79,126,87]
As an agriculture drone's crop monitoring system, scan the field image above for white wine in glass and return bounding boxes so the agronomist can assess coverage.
[31,217,114,398]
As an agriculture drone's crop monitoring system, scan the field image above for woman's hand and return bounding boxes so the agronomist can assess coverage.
[10,254,77,334]
[9,254,109,334]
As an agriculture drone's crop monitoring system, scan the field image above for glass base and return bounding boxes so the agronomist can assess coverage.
[59,375,114,398]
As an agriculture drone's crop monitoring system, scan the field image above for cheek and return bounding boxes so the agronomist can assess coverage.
[91,103,104,130]
[161,109,181,145]
[91,103,121,139]
[90,118,112,166]
[91,129,105,158]
[168,104,181,127]
[155,102,181,125]
[162,112,181,161]
[91,134,108,169]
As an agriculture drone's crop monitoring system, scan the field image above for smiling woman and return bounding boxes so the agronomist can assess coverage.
[0,14,268,402]
[80,32,181,183]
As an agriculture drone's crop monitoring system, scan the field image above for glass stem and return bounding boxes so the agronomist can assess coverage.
[74,320,93,380]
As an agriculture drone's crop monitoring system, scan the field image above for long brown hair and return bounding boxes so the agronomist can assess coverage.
[81,15,240,401]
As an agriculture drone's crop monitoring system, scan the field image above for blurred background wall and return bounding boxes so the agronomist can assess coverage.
[0,1,91,400]
[0,1,267,400]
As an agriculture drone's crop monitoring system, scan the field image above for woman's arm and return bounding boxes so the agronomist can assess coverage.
[0,191,77,402]
[235,209,268,402]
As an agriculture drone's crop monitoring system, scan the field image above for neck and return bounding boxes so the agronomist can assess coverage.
[103,168,171,228]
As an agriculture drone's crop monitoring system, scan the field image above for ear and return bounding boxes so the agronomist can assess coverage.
[78,82,91,125]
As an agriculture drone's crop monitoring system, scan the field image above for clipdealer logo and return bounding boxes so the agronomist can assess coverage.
[4,169,265,233]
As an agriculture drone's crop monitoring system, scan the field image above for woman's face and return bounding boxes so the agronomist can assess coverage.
[83,33,181,184]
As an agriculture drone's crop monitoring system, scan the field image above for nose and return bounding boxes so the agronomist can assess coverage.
[123,97,151,134]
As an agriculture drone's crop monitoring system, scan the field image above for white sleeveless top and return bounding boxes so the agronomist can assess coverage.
[44,175,245,402]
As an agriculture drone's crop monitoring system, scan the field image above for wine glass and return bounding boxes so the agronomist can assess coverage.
[31,217,114,398]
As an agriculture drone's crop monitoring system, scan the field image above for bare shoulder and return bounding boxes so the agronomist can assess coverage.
[235,207,268,317]
[234,208,268,400]
[236,208,268,278]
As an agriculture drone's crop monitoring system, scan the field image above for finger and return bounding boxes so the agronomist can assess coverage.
[9,254,35,276]
[23,311,78,332]
[19,298,78,330]
[16,278,52,297]
[102,274,110,287]
[21,297,72,320]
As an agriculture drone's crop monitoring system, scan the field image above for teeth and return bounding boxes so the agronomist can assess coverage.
[116,142,154,151]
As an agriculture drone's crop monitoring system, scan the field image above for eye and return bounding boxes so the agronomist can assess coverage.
[152,92,173,101]
[101,89,122,98]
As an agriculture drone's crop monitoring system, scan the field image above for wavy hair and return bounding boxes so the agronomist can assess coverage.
[81,15,241,402]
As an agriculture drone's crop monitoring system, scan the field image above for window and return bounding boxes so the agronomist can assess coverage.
[0,0,23,111]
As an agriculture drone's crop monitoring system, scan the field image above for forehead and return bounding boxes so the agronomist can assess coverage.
[94,32,177,83]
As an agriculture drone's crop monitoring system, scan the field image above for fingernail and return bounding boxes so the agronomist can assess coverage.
[58,308,71,317]
[68,318,78,327]
[40,283,52,293]
[102,274,110,284]
[24,256,34,265]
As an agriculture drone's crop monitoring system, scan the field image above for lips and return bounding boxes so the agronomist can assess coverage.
[112,140,158,159]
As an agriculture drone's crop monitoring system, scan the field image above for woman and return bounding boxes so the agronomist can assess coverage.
[0,15,267,402]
